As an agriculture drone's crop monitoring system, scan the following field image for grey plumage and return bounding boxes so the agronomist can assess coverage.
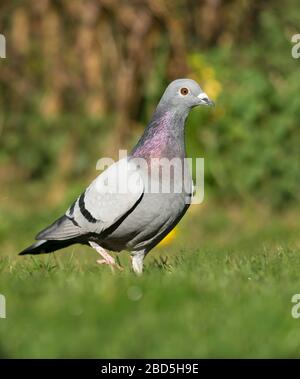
[20,79,214,274]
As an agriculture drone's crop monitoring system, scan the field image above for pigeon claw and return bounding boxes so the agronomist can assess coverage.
[89,241,123,271]
[96,259,124,272]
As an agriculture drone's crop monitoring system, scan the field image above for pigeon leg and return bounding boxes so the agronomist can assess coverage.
[89,241,123,270]
[131,251,145,275]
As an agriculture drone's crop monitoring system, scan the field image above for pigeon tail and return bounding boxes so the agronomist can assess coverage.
[19,239,74,255]
[36,215,81,241]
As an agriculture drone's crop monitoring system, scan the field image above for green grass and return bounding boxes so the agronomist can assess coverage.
[1,197,300,358]
[1,245,300,358]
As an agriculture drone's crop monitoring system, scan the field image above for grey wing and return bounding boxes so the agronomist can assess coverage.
[36,159,144,240]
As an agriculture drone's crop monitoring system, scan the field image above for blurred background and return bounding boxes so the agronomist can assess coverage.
[1,0,300,359]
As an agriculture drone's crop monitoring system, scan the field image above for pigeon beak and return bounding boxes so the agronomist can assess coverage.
[197,92,215,106]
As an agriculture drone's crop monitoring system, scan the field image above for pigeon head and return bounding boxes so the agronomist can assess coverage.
[157,78,214,113]
[131,78,214,160]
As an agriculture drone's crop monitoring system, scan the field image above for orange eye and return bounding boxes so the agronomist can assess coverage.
[180,87,189,96]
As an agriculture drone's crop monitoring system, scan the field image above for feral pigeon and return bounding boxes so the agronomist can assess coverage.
[20,79,214,274]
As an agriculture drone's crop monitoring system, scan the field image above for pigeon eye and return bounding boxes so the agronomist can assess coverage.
[180,87,189,96]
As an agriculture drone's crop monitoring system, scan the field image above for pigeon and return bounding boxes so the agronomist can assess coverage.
[20,79,214,274]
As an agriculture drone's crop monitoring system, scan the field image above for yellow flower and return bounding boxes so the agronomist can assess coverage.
[157,227,178,247]
[203,79,222,100]
[187,53,222,100]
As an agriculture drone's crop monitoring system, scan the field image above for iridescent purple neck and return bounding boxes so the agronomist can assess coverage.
[131,109,188,160]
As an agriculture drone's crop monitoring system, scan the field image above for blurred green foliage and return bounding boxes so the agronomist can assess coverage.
[0,0,299,211]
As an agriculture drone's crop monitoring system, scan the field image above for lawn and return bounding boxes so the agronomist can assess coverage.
[1,195,300,358]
